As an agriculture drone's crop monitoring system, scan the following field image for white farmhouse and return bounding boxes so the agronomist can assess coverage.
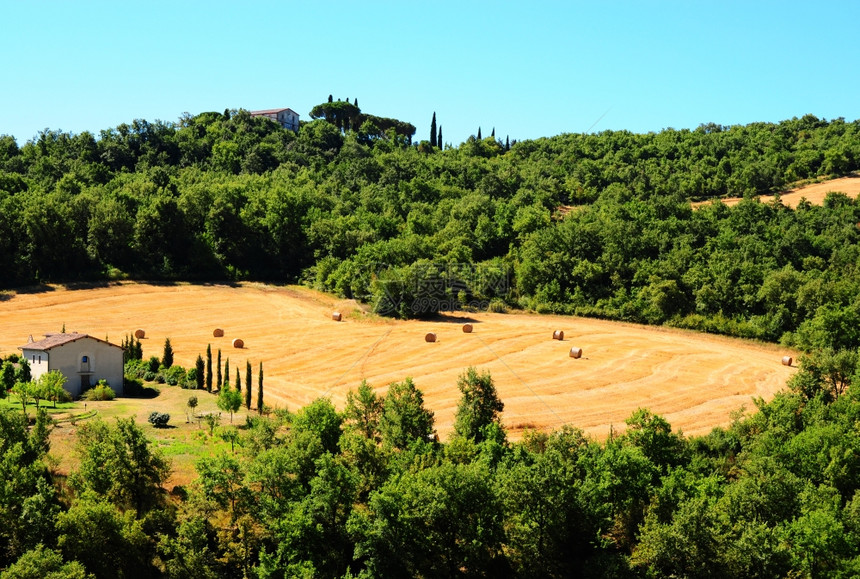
[19,333,124,397]
[249,107,300,131]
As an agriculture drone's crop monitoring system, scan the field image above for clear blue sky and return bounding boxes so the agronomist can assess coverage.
[2,1,859,146]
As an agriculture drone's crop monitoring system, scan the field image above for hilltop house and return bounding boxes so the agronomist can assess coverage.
[19,333,124,397]
[250,108,300,131]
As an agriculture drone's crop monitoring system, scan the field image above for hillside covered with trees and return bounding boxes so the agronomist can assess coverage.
[2,107,860,353]
[4,105,860,576]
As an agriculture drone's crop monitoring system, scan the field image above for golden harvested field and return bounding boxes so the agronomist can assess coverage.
[0,283,797,439]
[692,174,860,209]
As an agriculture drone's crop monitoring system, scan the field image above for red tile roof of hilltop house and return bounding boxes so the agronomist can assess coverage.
[250,108,298,115]
[18,332,123,351]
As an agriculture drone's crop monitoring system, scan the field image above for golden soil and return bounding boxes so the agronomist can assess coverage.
[692,174,860,209]
[0,283,796,440]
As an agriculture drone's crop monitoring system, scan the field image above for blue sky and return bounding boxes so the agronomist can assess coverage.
[2,1,859,146]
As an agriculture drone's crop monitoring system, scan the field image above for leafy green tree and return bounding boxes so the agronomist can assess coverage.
[379,378,435,450]
[162,337,174,368]
[344,380,383,440]
[2,360,17,392]
[2,543,92,579]
[35,370,70,408]
[217,384,242,423]
[0,409,57,568]
[353,462,505,577]
[15,358,31,384]
[187,395,198,423]
[69,418,171,515]
[291,398,343,455]
[453,367,504,442]
[56,494,152,579]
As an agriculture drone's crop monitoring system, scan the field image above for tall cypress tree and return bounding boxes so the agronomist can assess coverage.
[505,135,510,151]
[245,361,252,410]
[217,350,222,389]
[491,127,495,138]
[235,368,241,396]
[477,127,482,140]
[162,338,174,368]
[258,362,264,414]
[206,344,213,392]
[195,355,204,390]
[224,358,230,388]
[430,112,437,147]
[438,126,442,150]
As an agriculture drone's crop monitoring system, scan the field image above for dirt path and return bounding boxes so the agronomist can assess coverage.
[0,282,796,439]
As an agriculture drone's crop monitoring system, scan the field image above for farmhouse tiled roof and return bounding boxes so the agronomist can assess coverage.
[250,108,297,115]
[19,332,122,351]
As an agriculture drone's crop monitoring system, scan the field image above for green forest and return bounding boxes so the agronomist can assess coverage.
[3,104,860,577]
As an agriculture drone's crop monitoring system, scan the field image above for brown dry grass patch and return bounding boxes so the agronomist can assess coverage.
[0,282,796,441]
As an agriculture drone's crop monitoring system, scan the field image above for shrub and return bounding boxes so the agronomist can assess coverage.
[487,298,508,313]
[148,411,170,428]
[144,371,157,382]
[82,384,116,401]
[124,376,144,397]
[147,356,161,373]
[163,365,187,386]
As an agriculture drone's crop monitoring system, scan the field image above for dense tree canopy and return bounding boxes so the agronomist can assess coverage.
[2,109,860,352]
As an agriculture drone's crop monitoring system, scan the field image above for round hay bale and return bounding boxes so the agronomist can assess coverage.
[553,330,564,341]
[425,332,437,343]
[134,328,145,339]
[232,338,244,349]
[332,312,342,322]
[781,355,793,367]
[569,347,583,359]
[462,323,473,333]
[213,328,224,337]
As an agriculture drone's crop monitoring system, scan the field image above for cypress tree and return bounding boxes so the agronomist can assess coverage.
[430,112,437,147]
[258,362,264,414]
[328,94,333,103]
[491,127,495,138]
[506,135,510,151]
[245,361,252,410]
[135,337,142,360]
[195,355,205,390]
[162,338,173,368]
[206,344,213,392]
[235,368,241,396]
[477,127,482,140]
[224,358,230,388]
[354,98,358,107]
[438,126,442,150]
[217,350,222,389]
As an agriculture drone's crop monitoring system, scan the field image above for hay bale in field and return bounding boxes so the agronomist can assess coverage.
[425,332,437,343]
[569,347,583,359]
[553,330,564,341]
[213,328,224,337]
[232,338,244,349]
[332,312,342,322]
[781,356,793,367]
[134,328,145,339]
[462,323,473,333]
